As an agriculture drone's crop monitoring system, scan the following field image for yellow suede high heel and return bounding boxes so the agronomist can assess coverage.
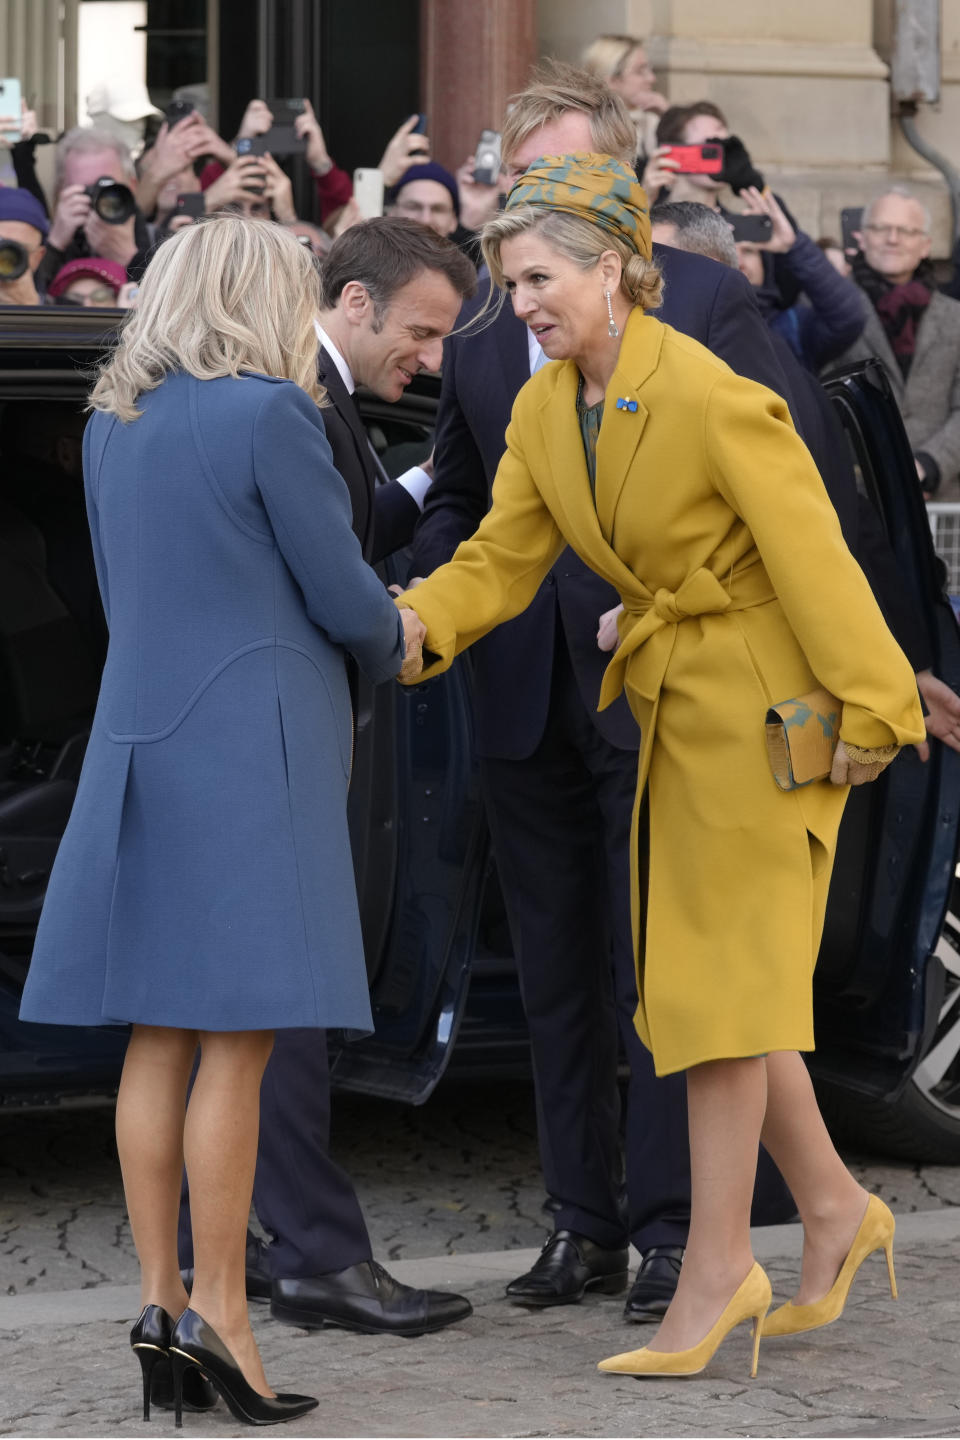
[762,1193,896,1338]
[597,1262,772,1379]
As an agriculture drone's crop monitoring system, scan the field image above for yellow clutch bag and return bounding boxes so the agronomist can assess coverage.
[765,687,841,791]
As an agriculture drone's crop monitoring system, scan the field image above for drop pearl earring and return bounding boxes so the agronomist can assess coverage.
[605,289,620,338]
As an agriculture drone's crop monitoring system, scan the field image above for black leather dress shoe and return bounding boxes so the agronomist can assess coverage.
[623,1245,684,1321]
[270,1259,473,1336]
[180,1236,272,1303]
[505,1230,629,1307]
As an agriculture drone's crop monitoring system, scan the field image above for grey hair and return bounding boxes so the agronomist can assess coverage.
[650,200,737,268]
[481,205,663,313]
[55,126,137,195]
[862,185,932,234]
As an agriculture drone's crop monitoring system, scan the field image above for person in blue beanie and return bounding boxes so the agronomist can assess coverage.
[388,160,483,265]
[0,186,49,306]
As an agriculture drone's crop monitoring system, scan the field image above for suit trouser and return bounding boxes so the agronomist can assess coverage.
[178,1028,372,1277]
[479,635,793,1254]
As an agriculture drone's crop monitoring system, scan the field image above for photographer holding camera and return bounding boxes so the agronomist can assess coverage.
[0,188,48,307]
[37,128,155,293]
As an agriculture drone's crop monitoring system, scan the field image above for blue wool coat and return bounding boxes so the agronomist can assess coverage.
[19,372,404,1032]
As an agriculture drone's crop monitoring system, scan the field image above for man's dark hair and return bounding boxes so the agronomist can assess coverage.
[319,217,477,319]
[656,100,728,147]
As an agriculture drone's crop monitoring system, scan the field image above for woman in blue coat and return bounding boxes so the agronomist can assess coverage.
[19,215,425,1425]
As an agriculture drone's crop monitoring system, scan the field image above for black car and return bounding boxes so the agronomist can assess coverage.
[1,307,959,1164]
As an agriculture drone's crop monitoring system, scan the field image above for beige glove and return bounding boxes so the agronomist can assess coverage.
[397,605,426,683]
[830,739,899,787]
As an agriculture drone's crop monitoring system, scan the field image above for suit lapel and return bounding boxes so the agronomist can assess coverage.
[861,308,905,403]
[909,290,942,378]
[317,347,376,549]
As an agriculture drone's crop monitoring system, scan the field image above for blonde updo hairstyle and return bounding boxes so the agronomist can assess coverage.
[90,215,324,423]
[481,205,663,315]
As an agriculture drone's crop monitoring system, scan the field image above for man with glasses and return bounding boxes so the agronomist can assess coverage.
[0,188,47,307]
[839,186,960,500]
[388,161,482,265]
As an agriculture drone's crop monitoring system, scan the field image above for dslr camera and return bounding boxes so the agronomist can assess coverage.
[0,237,29,282]
[84,176,137,225]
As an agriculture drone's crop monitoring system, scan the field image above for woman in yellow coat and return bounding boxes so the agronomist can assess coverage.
[396,157,925,1378]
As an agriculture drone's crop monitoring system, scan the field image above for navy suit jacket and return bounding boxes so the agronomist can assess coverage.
[411,244,799,760]
[316,347,420,565]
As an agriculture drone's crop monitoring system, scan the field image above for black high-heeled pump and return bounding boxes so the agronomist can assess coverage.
[130,1304,217,1420]
[169,1307,318,1428]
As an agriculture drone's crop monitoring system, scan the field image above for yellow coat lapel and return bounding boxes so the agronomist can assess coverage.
[596,311,663,540]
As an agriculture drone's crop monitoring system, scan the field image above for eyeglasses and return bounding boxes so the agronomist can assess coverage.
[863,223,928,240]
[395,200,454,220]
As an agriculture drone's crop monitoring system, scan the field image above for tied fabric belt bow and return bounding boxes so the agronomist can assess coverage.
[598,566,776,711]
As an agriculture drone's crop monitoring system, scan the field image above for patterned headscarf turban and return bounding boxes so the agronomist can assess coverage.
[505,154,652,261]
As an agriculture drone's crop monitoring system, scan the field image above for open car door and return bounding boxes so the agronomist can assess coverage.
[813,359,960,1159]
[327,384,489,1104]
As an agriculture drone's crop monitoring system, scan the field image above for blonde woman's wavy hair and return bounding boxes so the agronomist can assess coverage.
[90,215,324,422]
[481,206,663,315]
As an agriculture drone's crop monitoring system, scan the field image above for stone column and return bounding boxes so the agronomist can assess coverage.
[420,0,537,174]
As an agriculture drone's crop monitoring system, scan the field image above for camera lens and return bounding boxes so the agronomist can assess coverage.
[85,177,136,226]
[0,238,28,281]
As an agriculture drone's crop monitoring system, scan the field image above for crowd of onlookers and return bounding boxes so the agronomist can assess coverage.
[1,36,960,499]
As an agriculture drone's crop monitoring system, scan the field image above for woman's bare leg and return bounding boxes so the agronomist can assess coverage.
[185,1028,275,1397]
[760,1050,868,1303]
[648,1056,766,1352]
[115,1024,199,1320]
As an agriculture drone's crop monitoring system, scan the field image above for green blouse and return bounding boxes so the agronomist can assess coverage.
[576,374,604,498]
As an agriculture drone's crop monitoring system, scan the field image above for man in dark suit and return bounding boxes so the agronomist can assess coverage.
[409,62,797,1324]
[179,218,479,1337]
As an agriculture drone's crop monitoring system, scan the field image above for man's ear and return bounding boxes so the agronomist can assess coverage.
[30,243,45,274]
[339,280,372,325]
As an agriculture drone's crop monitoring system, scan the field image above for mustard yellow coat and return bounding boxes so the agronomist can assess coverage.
[400,308,926,1076]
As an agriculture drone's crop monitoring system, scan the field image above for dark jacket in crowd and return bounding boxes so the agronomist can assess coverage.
[755,230,865,372]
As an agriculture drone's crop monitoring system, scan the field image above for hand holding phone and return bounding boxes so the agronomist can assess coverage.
[353,168,385,219]
[841,206,864,257]
[0,78,23,144]
[473,130,501,187]
[736,186,795,252]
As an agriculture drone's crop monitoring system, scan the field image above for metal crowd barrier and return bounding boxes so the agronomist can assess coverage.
[927,503,960,595]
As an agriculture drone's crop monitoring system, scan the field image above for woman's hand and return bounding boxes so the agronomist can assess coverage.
[259,152,297,224]
[455,155,503,232]
[830,738,899,786]
[639,145,680,195]
[235,99,274,141]
[398,606,426,682]
[738,186,796,253]
[378,115,430,187]
[294,99,332,176]
[203,155,267,211]
[914,669,960,762]
[597,603,624,652]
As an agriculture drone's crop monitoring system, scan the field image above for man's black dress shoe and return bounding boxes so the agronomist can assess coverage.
[506,1229,629,1307]
[180,1236,272,1302]
[270,1259,473,1336]
[623,1245,684,1321]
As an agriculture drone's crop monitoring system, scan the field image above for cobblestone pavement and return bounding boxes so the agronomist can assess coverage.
[3,1080,960,1296]
[0,1218,959,1438]
[1,1080,959,1436]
